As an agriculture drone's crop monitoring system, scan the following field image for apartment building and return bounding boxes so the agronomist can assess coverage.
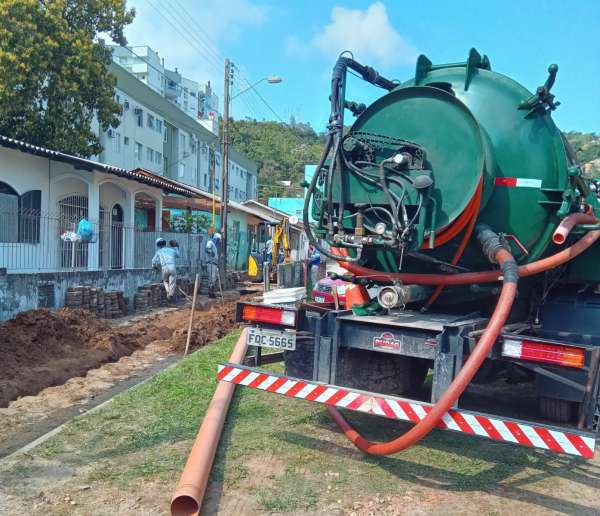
[93,59,257,202]
[110,45,217,134]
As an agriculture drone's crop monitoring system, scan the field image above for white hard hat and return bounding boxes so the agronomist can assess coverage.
[156,237,166,246]
[213,232,222,240]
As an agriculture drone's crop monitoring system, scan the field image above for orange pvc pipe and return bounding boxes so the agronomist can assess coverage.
[329,249,517,455]
[171,329,248,516]
[338,229,600,285]
[552,213,597,245]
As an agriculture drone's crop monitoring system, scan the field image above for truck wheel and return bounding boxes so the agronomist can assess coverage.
[538,396,576,423]
[284,338,315,380]
[336,349,429,396]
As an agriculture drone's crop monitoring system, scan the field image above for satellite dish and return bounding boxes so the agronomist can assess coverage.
[289,215,299,225]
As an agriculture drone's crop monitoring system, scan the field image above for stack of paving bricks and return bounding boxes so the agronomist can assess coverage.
[64,286,127,318]
[134,283,167,312]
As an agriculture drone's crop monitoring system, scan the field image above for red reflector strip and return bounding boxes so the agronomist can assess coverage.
[495,177,542,188]
[502,338,585,368]
[495,177,518,187]
[218,363,596,459]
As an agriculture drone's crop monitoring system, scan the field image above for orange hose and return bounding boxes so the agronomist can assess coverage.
[552,212,597,245]
[423,176,483,248]
[329,249,517,455]
[424,177,483,308]
[338,229,600,285]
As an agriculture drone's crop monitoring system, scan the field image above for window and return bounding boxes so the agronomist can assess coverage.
[0,181,19,242]
[156,119,163,133]
[235,187,239,199]
[163,156,168,173]
[204,174,207,187]
[135,108,143,127]
[180,134,186,150]
[20,190,41,243]
[178,163,185,178]
[147,147,154,162]
[113,132,121,152]
[155,152,162,165]
[147,114,155,129]
[134,141,142,160]
[164,127,168,142]
[124,136,130,146]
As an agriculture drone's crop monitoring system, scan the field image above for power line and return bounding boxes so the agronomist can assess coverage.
[168,0,228,65]
[141,0,284,124]
[144,0,224,78]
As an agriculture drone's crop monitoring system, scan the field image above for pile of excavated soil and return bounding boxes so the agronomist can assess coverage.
[0,299,241,408]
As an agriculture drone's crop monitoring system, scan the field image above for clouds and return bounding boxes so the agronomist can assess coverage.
[288,2,417,69]
[121,0,268,93]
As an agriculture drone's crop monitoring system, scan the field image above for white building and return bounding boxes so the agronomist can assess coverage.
[94,59,257,204]
[108,45,218,133]
[0,135,199,273]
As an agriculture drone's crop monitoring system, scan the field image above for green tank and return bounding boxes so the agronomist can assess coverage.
[310,49,597,277]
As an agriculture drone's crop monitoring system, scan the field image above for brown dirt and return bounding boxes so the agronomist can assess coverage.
[0,298,240,408]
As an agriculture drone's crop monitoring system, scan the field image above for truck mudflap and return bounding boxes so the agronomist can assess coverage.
[217,363,596,459]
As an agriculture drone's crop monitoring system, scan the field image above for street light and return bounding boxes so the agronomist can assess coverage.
[220,60,282,277]
[230,76,283,100]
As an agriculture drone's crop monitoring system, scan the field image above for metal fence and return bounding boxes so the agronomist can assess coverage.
[0,209,280,273]
[0,209,215,273]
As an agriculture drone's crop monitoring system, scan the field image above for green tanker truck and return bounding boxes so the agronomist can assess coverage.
[224,49,600,459]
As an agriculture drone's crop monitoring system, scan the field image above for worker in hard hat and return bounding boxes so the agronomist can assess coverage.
[152,237,180,303]
[205,232,221,298]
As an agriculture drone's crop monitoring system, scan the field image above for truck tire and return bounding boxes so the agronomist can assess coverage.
[284,338,315,379]
[538,396,576,423]
[285,343,429,396]
[336,349,429,396]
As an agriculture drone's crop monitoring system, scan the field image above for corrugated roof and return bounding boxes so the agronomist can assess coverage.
[0,135,197,197]
[159,179,281,223]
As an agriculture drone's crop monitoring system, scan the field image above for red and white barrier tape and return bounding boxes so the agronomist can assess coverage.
[218,363,596,458]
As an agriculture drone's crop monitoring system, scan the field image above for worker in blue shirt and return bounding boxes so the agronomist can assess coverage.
[309,244,321,285]
[205,232,221,298]
[152,237,180,303]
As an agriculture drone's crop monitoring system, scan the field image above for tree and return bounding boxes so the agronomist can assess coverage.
[0,0,135,157]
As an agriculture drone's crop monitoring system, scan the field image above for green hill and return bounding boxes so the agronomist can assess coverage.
[230,119,325,201]
[564,131,600,176]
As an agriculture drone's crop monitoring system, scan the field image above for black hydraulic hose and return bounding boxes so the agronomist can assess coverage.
[379,160,402,231]
[337,141,345,229]
[303,138,362,263]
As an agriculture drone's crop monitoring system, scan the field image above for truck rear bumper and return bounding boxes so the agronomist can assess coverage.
[218,362,596,458]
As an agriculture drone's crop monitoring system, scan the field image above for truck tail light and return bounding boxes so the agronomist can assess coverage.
[242,304,296,327]
[502,338,585,369]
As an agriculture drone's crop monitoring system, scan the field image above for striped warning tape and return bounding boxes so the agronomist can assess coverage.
[218,363,596,458]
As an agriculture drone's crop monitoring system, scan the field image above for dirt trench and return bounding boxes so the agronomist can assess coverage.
[0,298,240,409]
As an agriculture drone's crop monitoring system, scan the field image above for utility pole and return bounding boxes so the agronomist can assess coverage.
[220,58,231,277]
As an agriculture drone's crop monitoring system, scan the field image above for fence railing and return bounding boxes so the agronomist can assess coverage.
[0,209,301,274]
[0,210,256,273]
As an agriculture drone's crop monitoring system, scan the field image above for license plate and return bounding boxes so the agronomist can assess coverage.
[314,296,325,302]
[247,327,296,350]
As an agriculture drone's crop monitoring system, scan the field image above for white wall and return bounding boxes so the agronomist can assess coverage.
[0,146,164,272]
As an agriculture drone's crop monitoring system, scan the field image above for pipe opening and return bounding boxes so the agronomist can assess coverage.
[171,495,199,516]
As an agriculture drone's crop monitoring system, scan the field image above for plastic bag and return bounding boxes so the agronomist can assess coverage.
[77,218,94,243]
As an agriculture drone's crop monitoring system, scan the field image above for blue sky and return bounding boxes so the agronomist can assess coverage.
[125,0,600,133]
